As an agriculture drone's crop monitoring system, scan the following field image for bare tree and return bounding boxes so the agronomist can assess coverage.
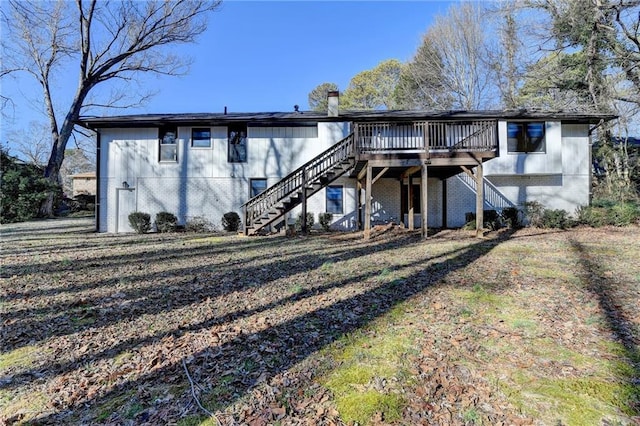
[522,0,640,200]
[1,0,221,217]
[404,3,499,110]
[7,121,52,167]
[395,39,453,110]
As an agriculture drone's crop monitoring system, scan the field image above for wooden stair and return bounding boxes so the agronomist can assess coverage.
[243,133,356,235]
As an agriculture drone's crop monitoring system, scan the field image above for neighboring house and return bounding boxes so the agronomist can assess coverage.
[70,172,97,197]
[77,93,614,235]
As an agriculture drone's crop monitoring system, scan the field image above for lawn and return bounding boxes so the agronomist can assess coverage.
[1,218,639,425]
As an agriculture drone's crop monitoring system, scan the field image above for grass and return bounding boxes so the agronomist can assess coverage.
[1,219,639,425]
[0,345,40,370]
[322,323,413,425]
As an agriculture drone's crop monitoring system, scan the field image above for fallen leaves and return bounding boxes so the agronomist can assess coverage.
[1,220,639,424]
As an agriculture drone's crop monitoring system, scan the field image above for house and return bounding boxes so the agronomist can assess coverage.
[70,172,97,197]
[77,93,614,235]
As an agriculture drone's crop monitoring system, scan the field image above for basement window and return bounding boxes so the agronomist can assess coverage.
[250,178,267,198]
[228,125,247,163]
[507,122,546,153]
[159,126,178,162]
[326,185,343,214]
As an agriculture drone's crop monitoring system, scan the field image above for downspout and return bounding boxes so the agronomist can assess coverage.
[95,129,101,232]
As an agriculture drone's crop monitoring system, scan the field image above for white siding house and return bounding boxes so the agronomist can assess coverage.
[78,106,612,234]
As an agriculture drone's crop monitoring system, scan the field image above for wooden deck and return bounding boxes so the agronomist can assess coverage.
[351,120,498,181]
[352,120,498,239]
[244,119,498,237]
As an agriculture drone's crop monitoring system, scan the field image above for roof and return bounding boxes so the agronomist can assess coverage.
[76,109,617,129]
[70,172,96,179]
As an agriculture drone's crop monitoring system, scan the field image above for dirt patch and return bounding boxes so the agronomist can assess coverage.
[1,220,638,425]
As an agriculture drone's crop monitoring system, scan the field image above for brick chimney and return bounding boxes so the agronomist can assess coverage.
[327,91,339,117]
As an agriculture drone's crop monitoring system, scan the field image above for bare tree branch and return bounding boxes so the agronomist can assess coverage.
[0,0,221,216]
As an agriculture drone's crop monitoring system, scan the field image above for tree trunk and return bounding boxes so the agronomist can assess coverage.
[38,85,91,217]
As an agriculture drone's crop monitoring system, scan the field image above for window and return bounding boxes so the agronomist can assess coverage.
[159,125,178,162]
[191,128,211,148]
[326,185,343,214]
[507,122,546,153]
[250,178,267,198]
[228,125,247,162]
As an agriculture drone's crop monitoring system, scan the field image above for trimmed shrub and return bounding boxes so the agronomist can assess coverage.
[296,212,315,231]
[156,211,178,233]
[319,212,333,231]
[222,211,241,232]
[576,205,608,227]
[484,210,500,230]
[540,209,571,229]
[128,212,151,233]
[186,216,214,233]
[523,201,545,227]
[502,207,522,229]
[463,210,501,230]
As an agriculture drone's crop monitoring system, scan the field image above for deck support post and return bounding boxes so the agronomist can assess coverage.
[408,175,414,230]
[421,162,429,239]
[442,179,448,229]
[475,163,484,238]
[301,170,308,235]
[364,163,373,240]
[356,180,362,230]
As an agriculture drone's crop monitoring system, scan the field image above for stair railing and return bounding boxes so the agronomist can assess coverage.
[457,172,515,210]
[243,133,355,232]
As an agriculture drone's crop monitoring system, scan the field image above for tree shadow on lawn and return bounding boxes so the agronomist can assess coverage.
[569,238,640,416]
[2,233,426,355]
[0,217,96,237]
[17,230,519,424]
[2,232,476,394]
[0,232,285,276]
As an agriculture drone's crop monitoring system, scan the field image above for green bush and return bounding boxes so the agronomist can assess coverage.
[186,216,214,233]
[523,201,545,227]
[502,207,522,229]
[611,202,640,226]
[222,211,241,232]
[319,212,333,231]
[540,209,571,229]
[464,210,501,230]
[128,212,151,234]
[592,198,617,209]
[576,205,608,227]
[155,211,178,233]
[0,149,60,223]
[576,201,640,227]
[296,212,315,231]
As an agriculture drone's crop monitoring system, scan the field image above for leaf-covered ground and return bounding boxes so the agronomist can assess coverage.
[1,218,639,425]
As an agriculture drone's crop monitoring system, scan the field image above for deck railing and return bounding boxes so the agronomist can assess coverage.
[354,120,497,154]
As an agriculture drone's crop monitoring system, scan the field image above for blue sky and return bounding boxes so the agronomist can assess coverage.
[1,1,454,147]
